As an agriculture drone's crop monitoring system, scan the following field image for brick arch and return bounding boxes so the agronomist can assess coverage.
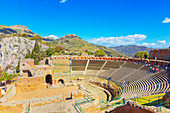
[45,74,52,84]
[58,79,64,85]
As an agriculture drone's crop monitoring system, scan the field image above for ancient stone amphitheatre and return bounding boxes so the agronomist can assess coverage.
[0,56,169,113]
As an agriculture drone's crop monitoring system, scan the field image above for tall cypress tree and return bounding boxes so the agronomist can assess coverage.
[25,40,46,65]
[16,58,20,73]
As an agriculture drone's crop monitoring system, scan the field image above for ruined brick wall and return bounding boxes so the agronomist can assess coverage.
[20,59,35,77]
[149,49,170,61]
[71,90,85,99]
[20,58,54,79]
[35,67,53,77]
[16,77,45,93]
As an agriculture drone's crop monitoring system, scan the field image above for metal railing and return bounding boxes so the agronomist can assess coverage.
[75,95,93,113]
[159,101,170,113]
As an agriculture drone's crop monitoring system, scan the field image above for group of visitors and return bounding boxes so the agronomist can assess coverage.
[145,63,160,72]
[123,81,129,85]
[150,66,159,72]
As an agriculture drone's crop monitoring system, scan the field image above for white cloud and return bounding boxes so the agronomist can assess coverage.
[60,0,67,3]
[141,42,156,46]
[162,17,170,23]
[158,40,166,44]
[46,35,59,39]
[87,34,147,47]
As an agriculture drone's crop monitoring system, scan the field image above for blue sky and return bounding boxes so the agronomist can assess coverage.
[0,0,170,48]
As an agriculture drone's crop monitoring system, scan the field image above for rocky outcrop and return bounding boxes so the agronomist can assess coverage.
[0,37,48,74]
[9,25,29,30]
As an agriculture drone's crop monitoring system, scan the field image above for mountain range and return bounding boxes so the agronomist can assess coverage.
[0,25,37,38]
[0,25,153,57]
[110,45,153,57]
[52,34,124,57]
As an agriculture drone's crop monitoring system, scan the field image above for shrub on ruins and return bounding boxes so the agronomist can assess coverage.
[46,47,55,57]
[135,51,149,59]
[95,49,106,56]
[21,33,28,38]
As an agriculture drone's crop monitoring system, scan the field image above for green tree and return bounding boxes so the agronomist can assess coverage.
[95,50,106,56]
[135,51,149,59]
[0,75,4,82]
[144,51,149,59]
[25,41,47,65]
[16,58,20,73]
[25,49,31,58]
[34,41,40,53]
[87,51,93,55]
[70,52,75,55]
[1,73,18,83]
[55,46,64,53]
[46,47,55,57]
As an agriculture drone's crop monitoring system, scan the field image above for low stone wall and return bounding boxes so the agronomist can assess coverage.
[16,77,45,93]
[89,81,118,100]
[3,95,62,112]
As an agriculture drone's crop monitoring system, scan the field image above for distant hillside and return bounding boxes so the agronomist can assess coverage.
[0,25,37,38]
[110,45,153,57]
[0,25,123,57]
[53,34,124,57]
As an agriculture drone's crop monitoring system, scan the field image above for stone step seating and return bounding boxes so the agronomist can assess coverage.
[110,67,137,82]
[52,59,70,73]
[85,70,100,76]
[141,66,164,72]
[151,72,169,94]
[103,61,124,70]
[140,66,151,71]
[125,76,160,97]
[122,79,153,98]
[71,60,87,71]
[87,60,105,70]
[128,79,148,96]
[98,69,116,78]
[123,71,163,95]
[122,70,169,98]
[123,62,144,69]
[121,70,153,83]
[53,66,70,73]
[52,59,70,66]
[72,71,84,75]
[72,66,85,71]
